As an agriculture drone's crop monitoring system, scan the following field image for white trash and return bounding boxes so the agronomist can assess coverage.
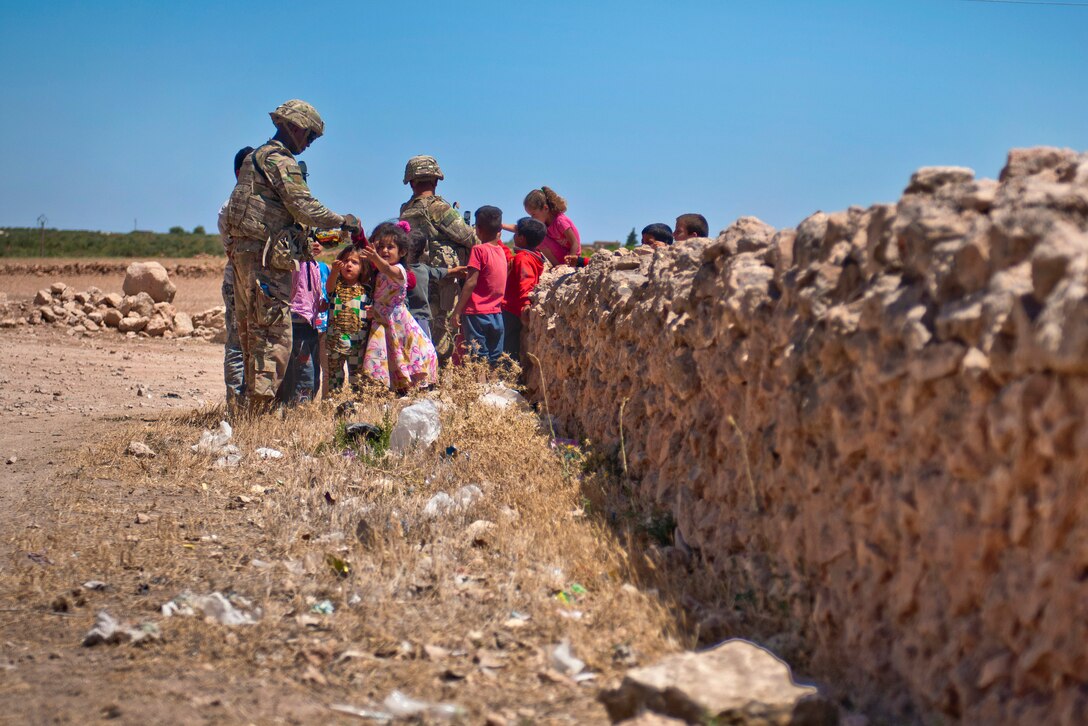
[161,591,259,625]
[479,383,529,410]
[453,484,483,508]
[383,690,461,720]
[82,610,160,647]
[551,638,586,676]
[192,421,233,455]
[422,485,484,519]
[255,447,284,460]
[389,400,441,452]
[215,450,241,468]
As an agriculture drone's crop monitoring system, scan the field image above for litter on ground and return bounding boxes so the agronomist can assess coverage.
[82,610,160,647]
[161,592,260,625]
[389,400,441,452]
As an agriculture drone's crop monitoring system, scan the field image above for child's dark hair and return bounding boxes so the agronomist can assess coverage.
[677,213,709,238]
[474,205,503,238]
[233,146,254,176]
[407,230,428,264]
[369,221,411,257]
[642,223,674,245]
[336,245,363,262]
[515,217,547,249]
[524,186,567,215]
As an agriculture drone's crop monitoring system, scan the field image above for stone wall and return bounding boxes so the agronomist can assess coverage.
[524,147,1088,723]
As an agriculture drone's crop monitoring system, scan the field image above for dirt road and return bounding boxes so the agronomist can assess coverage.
[0,322,690,724]
[0,327,223,539]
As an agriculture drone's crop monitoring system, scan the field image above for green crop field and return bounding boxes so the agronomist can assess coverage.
[0,227,224,258]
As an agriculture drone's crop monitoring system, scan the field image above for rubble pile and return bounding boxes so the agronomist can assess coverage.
[1,281,224,341]
[525,146,1088,724]
[0,258,224,278]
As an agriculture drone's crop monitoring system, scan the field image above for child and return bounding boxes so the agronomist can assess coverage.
[360,221,439,391]
[405,229,460,342]
[279,245,327,405]
[673,213,709,242]
[641,223,674,248]
[326,246,371,392]
[501,217,548,360]
[451,206,508,365]
[520,187,580,267]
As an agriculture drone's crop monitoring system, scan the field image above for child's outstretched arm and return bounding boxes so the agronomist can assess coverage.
[326,260,341,295]
[361,246,405,285]
[449,268,478,333]
[563,227,581,258]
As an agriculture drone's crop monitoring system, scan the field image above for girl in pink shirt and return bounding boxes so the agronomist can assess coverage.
[522,187,581,266]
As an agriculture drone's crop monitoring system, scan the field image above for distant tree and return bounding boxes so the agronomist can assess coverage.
[625,228,637,248]
[193,225,206,235]
[169,225,186,234]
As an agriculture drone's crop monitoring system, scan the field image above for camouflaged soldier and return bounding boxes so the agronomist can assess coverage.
[222,99,360,407]
[398,156,478,362]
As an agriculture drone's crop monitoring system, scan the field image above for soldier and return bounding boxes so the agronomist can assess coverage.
[222,99,360,408]
[399,155,478,363]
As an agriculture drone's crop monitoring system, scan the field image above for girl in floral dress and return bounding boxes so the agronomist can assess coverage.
[360,221,439,391]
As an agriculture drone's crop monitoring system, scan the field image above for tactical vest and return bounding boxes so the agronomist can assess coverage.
[399,197,444,244]
[224,143,296,246]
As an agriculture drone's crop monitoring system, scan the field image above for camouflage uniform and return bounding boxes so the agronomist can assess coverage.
[222,100,345,404]
[398,156,478,362]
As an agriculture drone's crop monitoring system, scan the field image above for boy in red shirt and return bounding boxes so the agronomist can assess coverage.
[451,206,509,365]
[501,217,548,360]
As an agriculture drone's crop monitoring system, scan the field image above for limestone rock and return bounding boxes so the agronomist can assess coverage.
[117,314,148,333]
[905,166,975,194]
[34,289,52,305]
[1030,222,1088,301]
[1000,146,1078,182]
[122,261,176,303]
[144,315,169,337]
[102,292,123,309]
[153,301,176,322]
[121,292,155,319]
[102,308,123,328]
[173,312,194,337]
[49,282,67,295]
[126,439,156,457]
[599,640,830,724]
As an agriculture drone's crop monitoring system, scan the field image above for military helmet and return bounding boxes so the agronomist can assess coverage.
[403,155,445,184]
[270,99,325,137]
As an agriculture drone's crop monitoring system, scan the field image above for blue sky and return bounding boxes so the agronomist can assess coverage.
[1,0,1086,244]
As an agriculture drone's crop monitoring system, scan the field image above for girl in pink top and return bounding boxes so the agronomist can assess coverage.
[522,187,581,266]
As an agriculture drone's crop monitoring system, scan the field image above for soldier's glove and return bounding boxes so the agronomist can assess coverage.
[341,214,362,235]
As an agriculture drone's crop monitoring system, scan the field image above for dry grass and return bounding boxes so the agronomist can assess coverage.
[0,360,738,723]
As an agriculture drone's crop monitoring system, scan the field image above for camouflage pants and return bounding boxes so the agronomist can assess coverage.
[426,241,468,364]
[233,249,293,403]
[221,274,245,400]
